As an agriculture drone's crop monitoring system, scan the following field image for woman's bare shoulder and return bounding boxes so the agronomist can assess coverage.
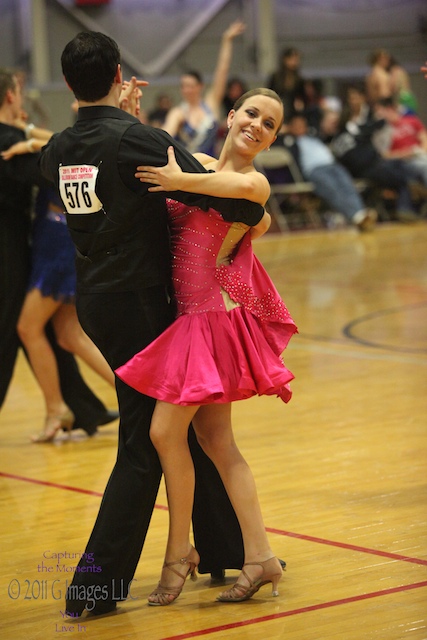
[193,152,218,170]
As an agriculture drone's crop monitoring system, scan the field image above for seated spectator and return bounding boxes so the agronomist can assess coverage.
[318,104,342,144]
[341,85,388,152]
[374,97,427,188]
[330,106,420,221]
[343,84,373,126]
[283,114,377,231]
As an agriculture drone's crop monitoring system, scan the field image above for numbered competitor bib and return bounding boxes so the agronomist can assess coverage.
[59,164,103,214]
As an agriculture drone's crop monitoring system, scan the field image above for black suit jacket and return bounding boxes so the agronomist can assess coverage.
[39,107,264,293]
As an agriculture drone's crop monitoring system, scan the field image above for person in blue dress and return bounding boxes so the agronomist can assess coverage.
[2,138,115,442]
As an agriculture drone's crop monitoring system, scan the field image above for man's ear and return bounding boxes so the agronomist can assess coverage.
[115,64,122,85]
[6,88,15,104]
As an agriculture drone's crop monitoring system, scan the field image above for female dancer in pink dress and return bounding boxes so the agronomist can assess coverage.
[116,89,297,605]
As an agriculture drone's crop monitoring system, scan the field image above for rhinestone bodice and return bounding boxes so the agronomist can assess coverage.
[167,200,292,325]
[168,200,244,316]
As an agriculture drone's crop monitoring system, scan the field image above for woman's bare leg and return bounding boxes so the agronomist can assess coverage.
[148,401,200,603]
[17,290,68,417]
[52,304,115,386]
[193,404,272,560]
[193,404,281,593]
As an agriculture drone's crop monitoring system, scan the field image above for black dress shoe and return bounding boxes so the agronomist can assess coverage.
[210,569,226,583]
[71,410,120,436]
[96,410,120,427]
[65,599,117,618]
[210,558,286,581]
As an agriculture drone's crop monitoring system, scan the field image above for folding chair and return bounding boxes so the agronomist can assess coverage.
[254,146,323,231]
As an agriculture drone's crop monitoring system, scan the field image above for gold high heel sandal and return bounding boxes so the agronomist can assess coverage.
[31,409,75,443]
[148,547,200,606]
[216,556,283,603]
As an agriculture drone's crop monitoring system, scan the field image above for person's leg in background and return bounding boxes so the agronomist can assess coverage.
[310,164,376,230]
[0,218,30,408]
[48,322,118,436]
[364,159,418,219]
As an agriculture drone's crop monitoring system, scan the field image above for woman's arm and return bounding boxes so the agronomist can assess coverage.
[1,136,51,160]
[136,146,270,205]
[205,20,246,117]
[250,210,271,239]
[12,115,53,142]
[163,106,185,137]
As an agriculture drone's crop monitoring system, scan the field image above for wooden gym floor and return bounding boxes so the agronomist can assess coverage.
[1,222,426,639]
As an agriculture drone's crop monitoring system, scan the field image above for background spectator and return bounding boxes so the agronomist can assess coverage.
[283,114,377,231]
[148,93,173,129]
[163,20,245,155]
[267,47,308,119]
[374,97,427,188]
[365,48,394,105]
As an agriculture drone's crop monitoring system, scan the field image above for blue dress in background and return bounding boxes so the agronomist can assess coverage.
[28,188,76,302]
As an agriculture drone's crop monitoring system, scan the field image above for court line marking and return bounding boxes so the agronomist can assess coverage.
[290,339,427,366]
[1,471,426,566]
[342,301,427,354]
[2,471,426,639]
[266,527,427,566]
[159,581,427,640]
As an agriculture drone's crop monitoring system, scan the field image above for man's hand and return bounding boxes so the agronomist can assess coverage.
[135,146,183,192]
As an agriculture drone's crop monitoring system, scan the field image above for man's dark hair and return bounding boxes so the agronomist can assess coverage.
[61,31,121,102]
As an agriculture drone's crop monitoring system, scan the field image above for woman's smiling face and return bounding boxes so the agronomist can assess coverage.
[227,94,283,153]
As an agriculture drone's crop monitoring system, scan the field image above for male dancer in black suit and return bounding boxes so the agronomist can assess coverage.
[39,31,268,616]
[0,67,117,435]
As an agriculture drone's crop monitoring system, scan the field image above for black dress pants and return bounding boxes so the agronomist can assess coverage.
[0,218,30,407]
[67,287,243,613]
